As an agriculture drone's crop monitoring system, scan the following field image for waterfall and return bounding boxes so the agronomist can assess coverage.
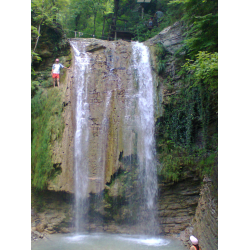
[132,42,159,235]
[70,39,158,235]
[71,40,91,233]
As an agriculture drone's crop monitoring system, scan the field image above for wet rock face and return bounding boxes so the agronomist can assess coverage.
[85,42,107,52]
[145,22,186,108]
[157,170,201,235]
[46,38,140,194]
[84,39,134,193]
[63,38,144,195]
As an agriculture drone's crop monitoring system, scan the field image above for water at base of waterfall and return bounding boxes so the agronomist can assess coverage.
[31,233,186,250]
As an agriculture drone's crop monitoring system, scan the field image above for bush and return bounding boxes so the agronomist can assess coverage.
[31,81,40,98]
[183,51,218,91]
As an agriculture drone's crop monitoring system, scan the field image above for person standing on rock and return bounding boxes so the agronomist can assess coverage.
[51,58,70,88]
[190,235,201,250]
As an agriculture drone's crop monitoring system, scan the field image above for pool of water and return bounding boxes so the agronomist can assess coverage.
[32,233,186,250]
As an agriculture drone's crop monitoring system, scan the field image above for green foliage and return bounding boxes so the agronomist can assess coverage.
[154,0,218,183]
[183,51,218,90]
[31,25,39,38]
[31,88,65,190]
[158,0,184,25]
[155,43,169,74]
[198,150,217,176]
[157,132,218,181]
[32,0,54,28]
[54,0,180,41]
[84,0,106,35]
[30,0,217,53]
[59,0,113,38]
[157,60,166,75]
[155,43,167,59]
[168,0,218,57]
[31,81,40,98]
[157,142,193,182]
[32,0,69,25]
[156,61,217,181]
[31,51,42,63]
[31,0,69,65]
[183,13,218,58]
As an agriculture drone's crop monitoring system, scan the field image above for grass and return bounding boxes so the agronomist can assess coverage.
[31,87,65,190]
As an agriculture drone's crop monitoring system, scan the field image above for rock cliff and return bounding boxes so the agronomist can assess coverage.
[48,38,139,193]
[157,170,201,235]
[47,64,75,193]
[180,173,218,250]
[47,21,187,195]
[32,22,218,249]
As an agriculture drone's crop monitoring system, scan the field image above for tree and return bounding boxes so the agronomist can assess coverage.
[31,0,54,63]
[168,0,218,57]
[31,0,68,63]
[85,0,106,36]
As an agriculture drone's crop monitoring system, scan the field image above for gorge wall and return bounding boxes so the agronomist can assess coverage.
[47,22,186,195]
[31,22,218,249]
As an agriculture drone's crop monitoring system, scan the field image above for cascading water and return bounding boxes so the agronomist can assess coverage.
[71,40,91,233]
[32,40,188,250]
[97,90,112,191]
[132,42,159,234]
[70,39,158,235]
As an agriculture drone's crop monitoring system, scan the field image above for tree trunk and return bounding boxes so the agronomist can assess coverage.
[102,15,106,39]
[93,13,96,36]
[31,24,41,64]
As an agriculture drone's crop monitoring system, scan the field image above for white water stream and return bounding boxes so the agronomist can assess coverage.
[71,41,91,232]
[69,40,157,234]
[132,42,158,234]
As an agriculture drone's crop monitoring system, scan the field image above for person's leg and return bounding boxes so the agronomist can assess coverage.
[52,74,60,87]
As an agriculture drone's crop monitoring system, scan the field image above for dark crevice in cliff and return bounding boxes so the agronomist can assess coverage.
[31,189,74,214]
[105,167,125,186]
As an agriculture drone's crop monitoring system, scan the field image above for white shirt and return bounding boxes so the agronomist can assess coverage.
[52,63,65,74]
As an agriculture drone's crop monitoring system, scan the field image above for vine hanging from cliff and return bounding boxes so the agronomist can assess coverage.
[156,48,218,182]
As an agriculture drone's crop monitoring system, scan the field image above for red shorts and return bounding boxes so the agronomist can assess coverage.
[52,73,60,79]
